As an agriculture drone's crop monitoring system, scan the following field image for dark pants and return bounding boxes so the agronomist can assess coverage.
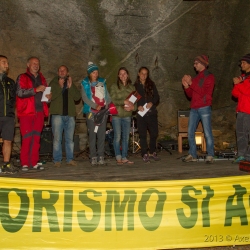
[236,112,250,159]
[86,113,108,160]
[136,114,158,156]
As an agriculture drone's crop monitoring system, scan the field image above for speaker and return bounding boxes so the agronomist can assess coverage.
[178,110,203,133]
[40,127,53,154]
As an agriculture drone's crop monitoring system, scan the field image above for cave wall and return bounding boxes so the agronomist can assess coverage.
[1,0,250,149]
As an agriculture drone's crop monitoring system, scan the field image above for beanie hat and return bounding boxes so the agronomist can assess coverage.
[194,55,209,67]
[87,62,98,75]
[240,53,250,64]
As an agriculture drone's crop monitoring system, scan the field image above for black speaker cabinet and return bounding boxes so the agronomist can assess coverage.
[178,110,203,133]
[40,127,53,154]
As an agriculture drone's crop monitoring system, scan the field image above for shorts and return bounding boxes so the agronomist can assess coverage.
[0,116,15,141]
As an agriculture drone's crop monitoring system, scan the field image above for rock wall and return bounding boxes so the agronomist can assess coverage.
[1,0,250,149]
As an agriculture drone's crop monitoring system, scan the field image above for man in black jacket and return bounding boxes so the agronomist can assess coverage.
[0,55,16,174]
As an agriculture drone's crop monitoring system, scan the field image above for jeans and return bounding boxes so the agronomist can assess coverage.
[112,116,131,160]
[236,112,250,158]
[188,106,214,158]
[52,115,75,163]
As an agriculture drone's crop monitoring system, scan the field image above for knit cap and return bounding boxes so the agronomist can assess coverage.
[87,62,98,75]
[240,53,250,64]
[194,55,209,67]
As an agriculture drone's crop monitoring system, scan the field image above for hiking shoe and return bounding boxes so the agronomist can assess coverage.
[206,155,214,164]
[142,154,150,163]
[22,165,29,171]
[32,165,44,170]
[1,163,17,174]
[232,156,245,164]
[54,162,61,167]
[67,160,77,166]
[98,156,106,165]
[182,154,197,162]
[149,152,161,161]
[91,157,98,166]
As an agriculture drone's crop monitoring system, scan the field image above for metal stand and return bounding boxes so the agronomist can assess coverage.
[130,118,141,154]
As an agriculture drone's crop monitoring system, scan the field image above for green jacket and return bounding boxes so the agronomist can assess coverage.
[49,76,81,117]
[110,82,136,118]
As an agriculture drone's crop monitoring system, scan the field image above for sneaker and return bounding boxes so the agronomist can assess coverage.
[1,163,17,174]
[91,157,98,166]
[149,152,161,161]
[182,154,197,162]
[54,162,61,167]
[206,155,214,164]
[32,164,44,170]
[67,160,77,166]
[232,156,245,164]
[142,154,150,163]
[22,165,29,171]
[98,156,106,165]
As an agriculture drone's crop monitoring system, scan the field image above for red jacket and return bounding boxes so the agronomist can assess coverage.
[232,74,250,114]
[16,70,49,117]
[185,69,215,109]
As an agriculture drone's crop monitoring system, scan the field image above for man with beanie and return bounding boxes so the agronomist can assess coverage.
[232,53,250,163]
[81,62,111,165]
[49,65,81,167]
[182,55,215,163]
[0,55,17,174]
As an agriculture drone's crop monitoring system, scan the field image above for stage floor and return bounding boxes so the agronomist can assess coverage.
[1,149,249,181]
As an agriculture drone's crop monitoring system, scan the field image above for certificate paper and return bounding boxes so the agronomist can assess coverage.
[41,87,51,102]
[138,103,149,117]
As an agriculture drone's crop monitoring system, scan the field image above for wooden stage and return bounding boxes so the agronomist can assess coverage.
[1,149,249,182]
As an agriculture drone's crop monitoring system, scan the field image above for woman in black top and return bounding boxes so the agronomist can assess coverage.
[134,66,160,163]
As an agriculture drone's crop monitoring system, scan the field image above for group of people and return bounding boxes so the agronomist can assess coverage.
[181,53,250,164]
[81,62,160,166]
[0,52,249,173]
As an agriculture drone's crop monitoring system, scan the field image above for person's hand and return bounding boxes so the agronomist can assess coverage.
[146,102,153,109]
[58,78,64,88]
[36,85,46,92]
[46,93,52,100]
[96,105,102,111]
[67,76,72,88]
[138,105,144,112]
[182,75,192,88]
[233,76,242,85]
[124,100,134,111]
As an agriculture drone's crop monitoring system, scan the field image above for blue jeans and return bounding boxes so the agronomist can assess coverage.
[112,116,131,160]
[188,106,214,158]
[51,115,75,163]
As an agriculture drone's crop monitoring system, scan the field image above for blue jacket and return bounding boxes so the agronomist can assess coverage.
[81,76,111,114]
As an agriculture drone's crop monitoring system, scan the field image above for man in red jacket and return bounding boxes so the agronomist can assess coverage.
[16,57,51,171]
[182,55,215,163]
[232,53,250,163]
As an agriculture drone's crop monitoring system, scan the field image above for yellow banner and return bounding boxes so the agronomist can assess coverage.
[0,176,250,249]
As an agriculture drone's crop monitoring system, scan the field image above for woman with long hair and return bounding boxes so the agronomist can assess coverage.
[135,66,160,163]
[110,67,136,165]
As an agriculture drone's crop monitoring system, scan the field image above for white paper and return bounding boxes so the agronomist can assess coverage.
[94,126,99,133]
[41,87,51,102]
[128,94,137,104]
[138,103,149,117]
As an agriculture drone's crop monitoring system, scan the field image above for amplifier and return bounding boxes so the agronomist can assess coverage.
[177,110,203,133]
[40,127,53,154]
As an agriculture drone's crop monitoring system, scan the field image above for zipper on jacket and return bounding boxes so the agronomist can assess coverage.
[2,82,6,116]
